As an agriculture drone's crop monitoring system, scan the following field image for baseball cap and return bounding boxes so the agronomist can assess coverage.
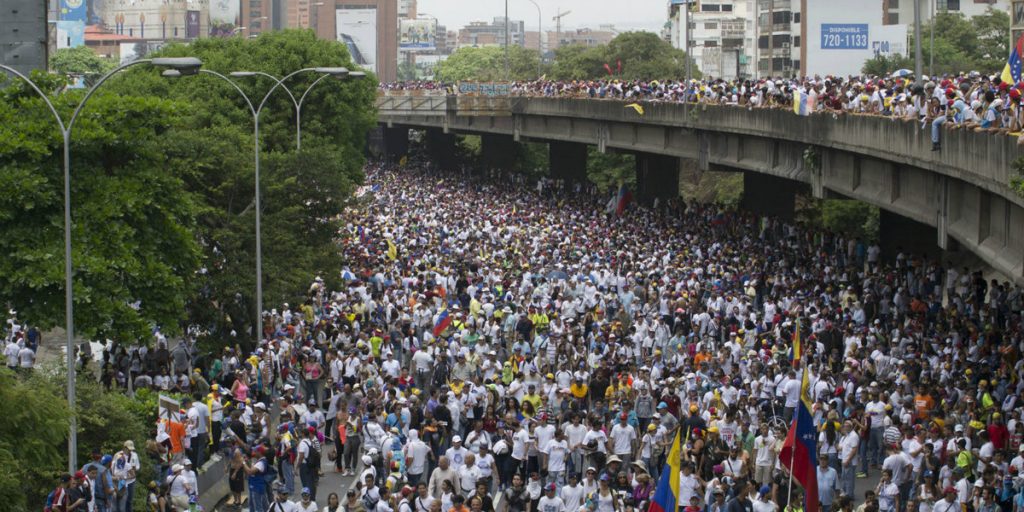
[452,435,462,443]
[302,487,311,496]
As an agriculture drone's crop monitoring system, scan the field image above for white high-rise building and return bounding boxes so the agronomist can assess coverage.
[669,0,757,80]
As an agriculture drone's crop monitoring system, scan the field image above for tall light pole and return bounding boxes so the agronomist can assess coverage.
[913,0,923,82]
[231,68,363,150]
[525,0,542,78]
[166,66,350,344]
[1,57,203,473]
[505,0,510,80]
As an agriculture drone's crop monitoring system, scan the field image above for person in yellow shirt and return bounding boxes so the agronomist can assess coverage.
[523,384,543,412]
[570,378,589,401]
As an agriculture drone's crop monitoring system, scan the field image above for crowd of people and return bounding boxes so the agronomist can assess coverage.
[380,72,1024,149]
[12,156,1024,512]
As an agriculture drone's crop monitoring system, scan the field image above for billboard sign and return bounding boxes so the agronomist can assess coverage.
[400,18,437,50]
[59,0,87,22]
[337,8,377,75]
[56,20,85,49]
[186,10,201,38]
[820,24,868,50]
[210,0,240,25]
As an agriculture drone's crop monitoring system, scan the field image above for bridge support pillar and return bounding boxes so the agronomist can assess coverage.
[481,134,516,173]
[741,172,801,220]
[879,210,940,264]
[634,153,680,206]
[382,127,409,164]
[425,129,459,170]
[549,141,589,185]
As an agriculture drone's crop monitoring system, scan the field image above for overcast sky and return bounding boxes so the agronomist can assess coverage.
[416,0,669,34]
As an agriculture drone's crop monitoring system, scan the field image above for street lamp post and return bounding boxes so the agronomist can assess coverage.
[1,57,202,473]
[166,66,353,344]
[525,0,542,79]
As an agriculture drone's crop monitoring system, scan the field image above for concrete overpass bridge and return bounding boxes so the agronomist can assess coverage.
[375,91,1024,283]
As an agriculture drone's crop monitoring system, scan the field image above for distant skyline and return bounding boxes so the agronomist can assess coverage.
[416,0,668,33]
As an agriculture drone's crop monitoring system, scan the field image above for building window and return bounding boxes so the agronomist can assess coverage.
[722,4,733,11]
[705,40,718,47]
[174,27,178,36]
[794,35,800,47]
[793,12,800,23]
[705,22,718,29]
[702,4,721,11]
[888,0,898,8]
[887,12,899,23]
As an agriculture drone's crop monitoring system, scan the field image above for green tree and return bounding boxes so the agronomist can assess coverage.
[587,148,635,193]
[49,47,117,86]
[434,45,542,82]
[398,60,418,80]
[867,9,1010,76]
[550,32,699,80]
[0,77,202,341]
[0,368,71,512]
[106,29,376,344]
[861,53,914,77]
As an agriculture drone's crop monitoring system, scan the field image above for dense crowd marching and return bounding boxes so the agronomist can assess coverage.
[9,158,1024,512]
[380,72,1024,149]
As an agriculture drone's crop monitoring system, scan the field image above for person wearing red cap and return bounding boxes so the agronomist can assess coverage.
[66,470,90,512]
[609,411,638,466]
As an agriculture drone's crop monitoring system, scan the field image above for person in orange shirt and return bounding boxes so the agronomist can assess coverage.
[913,385,935,421]
[165,417,188,462]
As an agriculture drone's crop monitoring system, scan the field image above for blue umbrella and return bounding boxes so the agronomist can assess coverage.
[890,69,913,78]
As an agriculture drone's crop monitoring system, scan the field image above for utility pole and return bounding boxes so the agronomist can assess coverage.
[913,0,923,82]
[684,0,692,84]
[505,0,510,81]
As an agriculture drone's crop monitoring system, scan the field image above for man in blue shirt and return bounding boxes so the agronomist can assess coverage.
[817,455,839,512]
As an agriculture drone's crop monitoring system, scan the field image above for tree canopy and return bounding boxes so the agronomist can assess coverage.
[0,29,376,345]
[49,46,117,86]
[435,45,542,82]
[862,9,1009,76]
[550,31,700,81]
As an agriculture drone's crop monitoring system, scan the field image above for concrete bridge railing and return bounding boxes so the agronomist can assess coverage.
[376,94,1024,282]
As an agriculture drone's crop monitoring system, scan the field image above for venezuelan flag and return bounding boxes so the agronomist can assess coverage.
[432,309,452,337]
[779,367,819,512]
[648,428,682,512]
[1002,32,1024,85]
[615,183,632,217]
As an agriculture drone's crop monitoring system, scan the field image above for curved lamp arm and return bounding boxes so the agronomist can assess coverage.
[0,64,68,133]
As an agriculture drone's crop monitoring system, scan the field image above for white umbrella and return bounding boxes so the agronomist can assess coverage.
[890,69,914,78]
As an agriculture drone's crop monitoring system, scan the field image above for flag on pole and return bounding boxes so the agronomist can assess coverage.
[1001,32,1024,85]
[648,428,682,512]
[386,239,398,261]
[432,309,452,337]
[793,89,810,116]
[791,318,801,368]
[615,183,632,216]
[779,367,820,512]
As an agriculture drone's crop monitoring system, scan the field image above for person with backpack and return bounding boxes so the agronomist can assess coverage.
[46,474,73,512]
[296,426,321,502]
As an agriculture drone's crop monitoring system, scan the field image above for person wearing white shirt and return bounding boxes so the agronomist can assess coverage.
[544,431,570,487]
[537,484,565,512]
[560,475,585,512]
[609,414,637,464]
[18,345,35,369]
[458,453,481,496]
[269,489,300,512]
[404,430,432,487]
[446,436,470,471]
[4,340,19,369]
[838,421,860,498]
